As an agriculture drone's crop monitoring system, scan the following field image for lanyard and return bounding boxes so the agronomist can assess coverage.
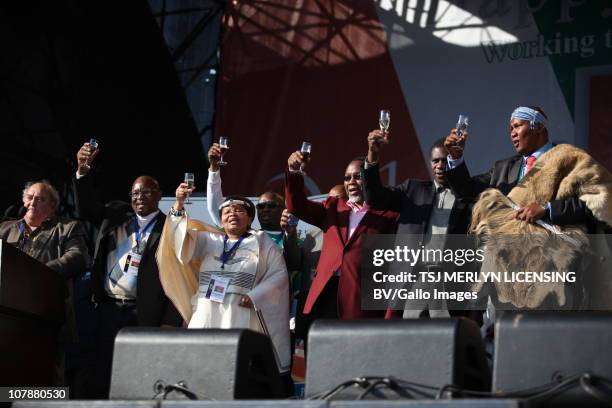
[220,233,248,269]
[133,216,157,251]
[17,222,27,249]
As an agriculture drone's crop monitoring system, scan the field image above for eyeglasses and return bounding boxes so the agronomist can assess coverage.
[129,189,158,199]
[256,202,281,210]
[343,173,361,182]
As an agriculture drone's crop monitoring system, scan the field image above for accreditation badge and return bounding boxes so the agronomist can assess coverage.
[205,274,231,303]
[123,250,142,275]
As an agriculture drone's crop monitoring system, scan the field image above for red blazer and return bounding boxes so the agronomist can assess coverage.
[285,170,398,319]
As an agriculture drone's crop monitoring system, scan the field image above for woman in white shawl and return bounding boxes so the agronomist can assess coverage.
[157,184,291,373]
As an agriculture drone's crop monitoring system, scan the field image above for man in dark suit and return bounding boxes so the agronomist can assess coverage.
[363,131,475,319]
[443,106,590,226]
[285,153,398,324]
[364,133,471,236]
[74,142,182,398]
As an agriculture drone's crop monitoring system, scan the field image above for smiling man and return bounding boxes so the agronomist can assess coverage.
[363,131,474,320]
[0,181,90,279]
[285,152,398,326]
[74,142,182,398]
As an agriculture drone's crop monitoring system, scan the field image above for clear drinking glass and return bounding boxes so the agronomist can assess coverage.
[184,172,195,204]
[379,109,390,143]
[379,109,390,132]
[84,138,99,169]
[456,114,469,137]
[455,114,469,150]
[218,136,229,166]
[298,142,312,175]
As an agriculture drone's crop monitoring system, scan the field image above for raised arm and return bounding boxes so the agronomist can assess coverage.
[73,142,106,225]
[284,151,327,229]
[363,129,406,211]
[206,143,223,227]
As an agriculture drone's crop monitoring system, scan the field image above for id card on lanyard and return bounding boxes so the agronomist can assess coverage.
[123,216,157,280]
[205,274,231,303]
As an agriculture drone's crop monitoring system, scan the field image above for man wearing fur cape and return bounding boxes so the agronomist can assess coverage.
[443,106,612,310]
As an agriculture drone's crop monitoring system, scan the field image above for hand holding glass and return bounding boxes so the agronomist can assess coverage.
[298,142,312,175]
[85,138,99,169]
[218,137,229,166]
[454,114,469,150]
[456,114,469,137]
[184,172,195,204]
[379,109,390,143]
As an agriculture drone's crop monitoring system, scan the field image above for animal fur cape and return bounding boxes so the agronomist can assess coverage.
[470,144,612,309]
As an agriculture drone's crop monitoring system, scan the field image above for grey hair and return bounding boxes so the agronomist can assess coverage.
[22,180,60,212]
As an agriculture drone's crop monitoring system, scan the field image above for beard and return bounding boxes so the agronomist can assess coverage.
[348,194,363,204]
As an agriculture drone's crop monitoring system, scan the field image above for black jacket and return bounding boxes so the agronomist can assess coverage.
[73,176,182,326]
[363,163,472,236]
[445,153,592,227]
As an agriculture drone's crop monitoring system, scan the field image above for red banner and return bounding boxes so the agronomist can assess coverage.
[215,0,427,197]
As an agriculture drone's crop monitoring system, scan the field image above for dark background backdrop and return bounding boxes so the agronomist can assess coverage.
[0,0,222,216]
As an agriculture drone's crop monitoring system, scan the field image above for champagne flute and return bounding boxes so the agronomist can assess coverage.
[85,138,99,169]
[298,142,312,175]
[379,109,390,143]
[218,136,229,166]
[455,114,469,150]
[184,172,195,204]
[456,114,469,137]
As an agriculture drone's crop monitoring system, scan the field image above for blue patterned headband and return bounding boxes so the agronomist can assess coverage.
[511,107,547,129]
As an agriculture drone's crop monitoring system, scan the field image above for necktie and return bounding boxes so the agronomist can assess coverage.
[524,155,537,175]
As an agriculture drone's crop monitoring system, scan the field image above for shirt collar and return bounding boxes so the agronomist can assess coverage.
[433,180,449,193]
[346,200,369,213]
[525,142,553,160]
[136,210,160,226]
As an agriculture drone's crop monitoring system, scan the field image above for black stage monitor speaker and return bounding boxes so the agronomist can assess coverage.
[13,402,159,408]
[305,319,491,399]
[329,400,523,407]
[494,312,612,407]
[160,401,328,407]
[109,328,286,400]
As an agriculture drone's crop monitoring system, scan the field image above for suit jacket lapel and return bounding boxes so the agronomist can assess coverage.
[5,221,22,245]
[344,206,385,248]
[421,183,435,235]
[345,211,368,247]
[141,212,165,258]
[336,200,351,246]
[508,156,522,186]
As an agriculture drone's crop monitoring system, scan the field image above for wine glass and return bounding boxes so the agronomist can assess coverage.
[184,172,195,204]
[84,138,99,169]
[298,142,312,175]
[455,114,469,151]
[379,109,390,143]
[218,136,229,166]
[456,114,469,137]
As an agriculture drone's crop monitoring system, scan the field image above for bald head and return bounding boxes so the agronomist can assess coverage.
[130,175,162,216]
